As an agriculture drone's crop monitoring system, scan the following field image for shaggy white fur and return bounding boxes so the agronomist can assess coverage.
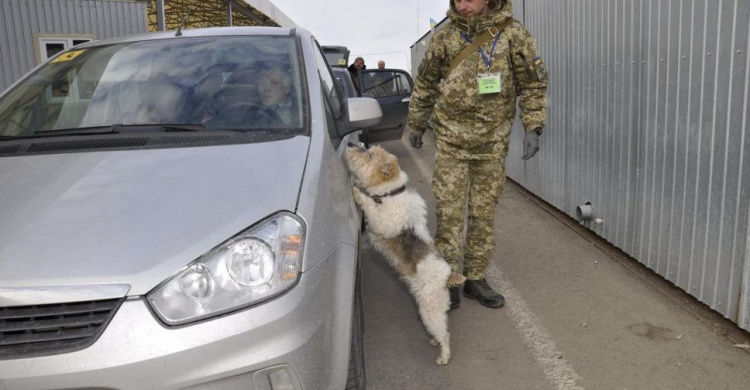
[345,145,461,365]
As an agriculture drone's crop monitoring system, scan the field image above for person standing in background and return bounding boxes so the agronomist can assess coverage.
[348,56,366,89]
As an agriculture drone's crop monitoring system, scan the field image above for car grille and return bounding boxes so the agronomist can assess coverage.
[0,298,123,360]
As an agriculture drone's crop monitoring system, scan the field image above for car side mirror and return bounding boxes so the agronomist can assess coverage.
[345,97,382,131]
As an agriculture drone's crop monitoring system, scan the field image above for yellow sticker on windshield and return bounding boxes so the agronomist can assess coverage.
[338,59,347,65]
[51,49,86,63]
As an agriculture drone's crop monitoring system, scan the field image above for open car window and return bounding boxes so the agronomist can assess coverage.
[0,36,307,137]
[332,68,358,99]
[358,70,412,98]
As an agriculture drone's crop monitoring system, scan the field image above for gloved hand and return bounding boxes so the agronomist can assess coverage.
[521,129,541,160]
[409,132,423,149]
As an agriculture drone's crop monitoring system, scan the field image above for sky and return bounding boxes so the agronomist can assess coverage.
[272,0,451,74]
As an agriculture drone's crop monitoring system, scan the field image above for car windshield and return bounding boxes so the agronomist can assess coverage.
[0,35,306,137]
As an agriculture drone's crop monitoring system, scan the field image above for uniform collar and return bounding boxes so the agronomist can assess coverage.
[447,1,513,37]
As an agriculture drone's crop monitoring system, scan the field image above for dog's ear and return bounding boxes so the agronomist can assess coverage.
[379,162,393,179]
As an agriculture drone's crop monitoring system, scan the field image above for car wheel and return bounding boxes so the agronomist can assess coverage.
[346,252,366,390]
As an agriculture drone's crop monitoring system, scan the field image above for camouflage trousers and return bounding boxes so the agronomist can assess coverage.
[432,152,506,280]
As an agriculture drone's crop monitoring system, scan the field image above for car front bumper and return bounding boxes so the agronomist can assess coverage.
[0,244,357,390]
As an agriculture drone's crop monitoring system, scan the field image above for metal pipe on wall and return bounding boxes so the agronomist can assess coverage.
[155,0,165,31]
[227,0,233,26]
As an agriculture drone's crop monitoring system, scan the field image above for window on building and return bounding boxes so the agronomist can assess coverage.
[38,36,94,62]
[45,43,66,59]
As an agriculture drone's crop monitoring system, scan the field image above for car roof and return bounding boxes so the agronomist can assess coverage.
[75,26,313,49]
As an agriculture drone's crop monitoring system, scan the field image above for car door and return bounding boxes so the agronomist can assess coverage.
[356,69,414,144]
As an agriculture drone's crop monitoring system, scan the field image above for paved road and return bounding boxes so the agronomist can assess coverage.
[359,133,750,390]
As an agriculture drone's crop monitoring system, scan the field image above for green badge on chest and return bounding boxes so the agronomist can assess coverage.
[477,73,502,94]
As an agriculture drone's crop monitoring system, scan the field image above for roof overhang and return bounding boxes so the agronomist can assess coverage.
[143,0,296,31]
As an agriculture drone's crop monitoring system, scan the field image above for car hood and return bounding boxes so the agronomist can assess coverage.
[0,136,309,297]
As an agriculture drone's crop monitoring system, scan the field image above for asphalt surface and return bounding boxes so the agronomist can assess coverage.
[359,132,750,390]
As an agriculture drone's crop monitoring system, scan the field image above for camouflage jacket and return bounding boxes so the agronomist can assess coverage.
[408,1,548,160]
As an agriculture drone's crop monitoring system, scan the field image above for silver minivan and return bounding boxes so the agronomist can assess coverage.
[0,27,403,390]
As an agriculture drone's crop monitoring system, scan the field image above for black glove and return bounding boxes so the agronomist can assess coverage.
[521,129,541,160]
[409,132,423,149]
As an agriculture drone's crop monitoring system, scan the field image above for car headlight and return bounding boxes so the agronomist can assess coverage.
[147,212,305,326]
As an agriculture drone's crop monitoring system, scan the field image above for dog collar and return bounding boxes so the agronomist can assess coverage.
[358,185,407,204]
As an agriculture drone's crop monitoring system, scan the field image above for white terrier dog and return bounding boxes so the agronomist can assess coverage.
[345,144,465,365]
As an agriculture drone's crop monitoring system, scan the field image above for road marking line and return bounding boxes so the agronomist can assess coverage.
[491,271,586,390]
[404,136,586,390]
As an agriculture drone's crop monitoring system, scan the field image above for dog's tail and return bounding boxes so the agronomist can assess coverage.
[447,272,467,289]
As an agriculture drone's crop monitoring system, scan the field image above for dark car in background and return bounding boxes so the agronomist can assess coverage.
[323,46,414,144]
[356,69,414,143]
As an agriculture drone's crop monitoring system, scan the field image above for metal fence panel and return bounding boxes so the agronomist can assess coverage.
[504,0,750,331]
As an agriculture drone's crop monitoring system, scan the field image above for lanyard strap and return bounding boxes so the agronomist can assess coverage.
[446,18,518,77]
[461,32,502,70]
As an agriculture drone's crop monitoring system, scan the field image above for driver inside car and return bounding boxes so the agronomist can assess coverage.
[257,67,297,126]
[203,66,295,128]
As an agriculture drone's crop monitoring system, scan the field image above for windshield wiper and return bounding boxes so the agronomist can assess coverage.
[30,126,122,137]
[42,124,208,135]
[0,126,120,140]
[6,124,207,139]
[1,124,251,140]
[161,124,206,132]
[164,124,261,134]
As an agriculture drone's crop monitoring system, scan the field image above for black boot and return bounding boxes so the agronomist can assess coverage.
[463,279,505,308]
[449,287,460,311]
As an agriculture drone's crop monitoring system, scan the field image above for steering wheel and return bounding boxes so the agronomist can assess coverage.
[211,102,283,127]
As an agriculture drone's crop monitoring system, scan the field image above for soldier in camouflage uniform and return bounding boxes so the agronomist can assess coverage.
[407,0,548,309]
